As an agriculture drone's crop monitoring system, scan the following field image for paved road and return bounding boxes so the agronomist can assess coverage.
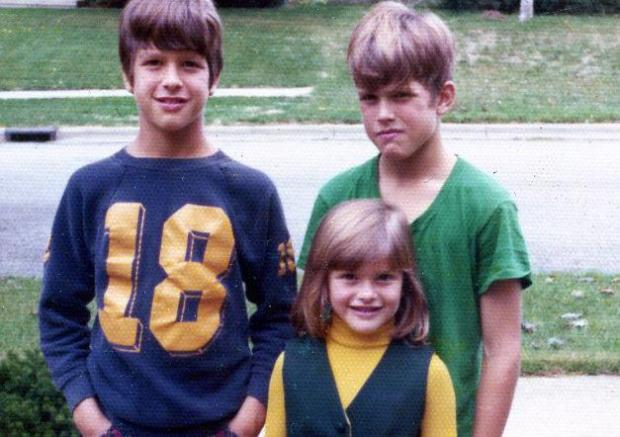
[1,123,619,277]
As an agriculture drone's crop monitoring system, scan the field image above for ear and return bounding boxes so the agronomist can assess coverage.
[122,72,134,94]
[208,74,221,97]
[435,81,456,116]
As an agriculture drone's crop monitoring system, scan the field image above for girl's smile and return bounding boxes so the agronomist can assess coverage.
[328,260,402,335]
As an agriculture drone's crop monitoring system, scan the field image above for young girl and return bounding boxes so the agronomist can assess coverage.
[265,199,456,436]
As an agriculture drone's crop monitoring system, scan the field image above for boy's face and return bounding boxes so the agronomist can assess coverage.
[124,46,217,135]
[357,79,453,162]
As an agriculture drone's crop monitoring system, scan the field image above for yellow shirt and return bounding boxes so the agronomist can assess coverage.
[265,317,457,436]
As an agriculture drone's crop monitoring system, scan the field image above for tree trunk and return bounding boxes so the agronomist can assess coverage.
[519,0,534,22]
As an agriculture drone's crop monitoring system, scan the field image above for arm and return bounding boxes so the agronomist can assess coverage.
[39,177,98,412]
[227,396,267,437]
[421,355,456,437]
[264,354,287,437]
[242,189,296,428]
[72,397,112,437]
[472,279,522,437]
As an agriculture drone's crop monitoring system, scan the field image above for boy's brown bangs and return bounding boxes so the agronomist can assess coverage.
[351,34,443,94]
[128,5,209,57]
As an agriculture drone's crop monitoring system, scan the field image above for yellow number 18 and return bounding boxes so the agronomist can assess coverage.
[99,203,235,355]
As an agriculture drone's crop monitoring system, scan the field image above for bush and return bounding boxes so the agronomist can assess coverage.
[0,349,76,436]
[215,0,288,7]
[438,0,620,13]
[79,0,128,7]
[79,0,288,8]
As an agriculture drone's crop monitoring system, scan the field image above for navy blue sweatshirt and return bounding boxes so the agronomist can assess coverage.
[39,149,296,429]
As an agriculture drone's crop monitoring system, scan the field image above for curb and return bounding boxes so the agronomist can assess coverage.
[3,123,619,143]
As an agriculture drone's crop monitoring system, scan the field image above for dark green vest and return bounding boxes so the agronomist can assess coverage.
[283,337,432,437]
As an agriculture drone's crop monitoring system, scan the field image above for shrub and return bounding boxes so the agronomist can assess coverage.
[438,0,620,13]
[0,349,76,436]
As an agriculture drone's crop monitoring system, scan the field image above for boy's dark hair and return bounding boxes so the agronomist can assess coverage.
[119,0,223,88]
[292,199,429,344]
[348,1,454,96]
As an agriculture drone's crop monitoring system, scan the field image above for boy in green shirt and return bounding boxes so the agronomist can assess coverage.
[298,2,531,436]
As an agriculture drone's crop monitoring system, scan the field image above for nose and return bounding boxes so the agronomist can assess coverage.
[356,281,376,301]
[377,99,394,121]
[162,64,182,90]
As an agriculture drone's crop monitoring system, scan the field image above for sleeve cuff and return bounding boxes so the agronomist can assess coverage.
[63,371,96,412]
[247,373,269,406]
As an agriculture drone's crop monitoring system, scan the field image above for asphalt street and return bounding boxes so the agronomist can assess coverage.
[1,123,619,277]
[1,123,619,436]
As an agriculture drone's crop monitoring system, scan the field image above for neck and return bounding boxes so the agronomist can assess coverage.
[379,123,454,182]
[128,119,216,158]
[327,316,393,349]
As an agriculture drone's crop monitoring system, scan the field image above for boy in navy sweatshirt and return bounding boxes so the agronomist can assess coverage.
[38,1,296,435]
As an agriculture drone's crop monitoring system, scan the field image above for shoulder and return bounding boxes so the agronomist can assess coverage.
[216,153,278,197]
[428,353,451,381]
[450,158,513,204]
[317,156,378,203]
[63,152,126,199]
[440,158,518,226]
[283,336,324,358]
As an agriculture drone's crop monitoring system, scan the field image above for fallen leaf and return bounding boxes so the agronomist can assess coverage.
[568,319,588,329]
[547,337,565,349]
[561,312,583,321]
[521,321,537,333]
[600,288,615,295]
[571,289,584,299]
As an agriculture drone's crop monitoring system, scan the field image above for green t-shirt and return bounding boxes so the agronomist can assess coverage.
[299,155,531,437]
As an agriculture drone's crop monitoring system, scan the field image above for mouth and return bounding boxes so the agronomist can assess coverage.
[376,129,402,141]
[156,97,188,112]
[350,306,382,316]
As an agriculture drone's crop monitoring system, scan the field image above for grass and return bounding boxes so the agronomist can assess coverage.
[3,273,619,374]
[521,272,620,374]
[0,6,619,125]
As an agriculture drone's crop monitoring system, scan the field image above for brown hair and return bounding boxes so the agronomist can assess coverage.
[292,199,429,344]
[119,0,223,88]
[347,1,454,96]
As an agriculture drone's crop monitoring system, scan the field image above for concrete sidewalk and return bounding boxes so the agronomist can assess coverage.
[0,0,76,7]
[504,375,620,437]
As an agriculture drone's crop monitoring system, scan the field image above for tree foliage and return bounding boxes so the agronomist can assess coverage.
[439,0,620,13]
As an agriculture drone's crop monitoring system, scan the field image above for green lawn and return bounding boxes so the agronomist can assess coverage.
[0,6,619,125]
[3,274,618,374]
[522,272,620,374]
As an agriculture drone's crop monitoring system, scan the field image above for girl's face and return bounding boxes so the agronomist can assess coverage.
[328,259,402,335]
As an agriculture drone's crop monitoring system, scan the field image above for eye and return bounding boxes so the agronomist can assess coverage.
[334,271,357,281]
[392,91,414,101]
[376,272,398,282]
[358,93,377,103]
[183,59,206,69]
[142,58,161,67]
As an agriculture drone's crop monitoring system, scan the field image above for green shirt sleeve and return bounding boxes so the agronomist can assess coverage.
[475,200,532,295]
[298,194,331,270]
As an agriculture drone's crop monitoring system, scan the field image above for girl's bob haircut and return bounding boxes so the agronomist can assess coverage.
[119,0,223,89]
[292,199,429,344]
[347,1,455,97]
